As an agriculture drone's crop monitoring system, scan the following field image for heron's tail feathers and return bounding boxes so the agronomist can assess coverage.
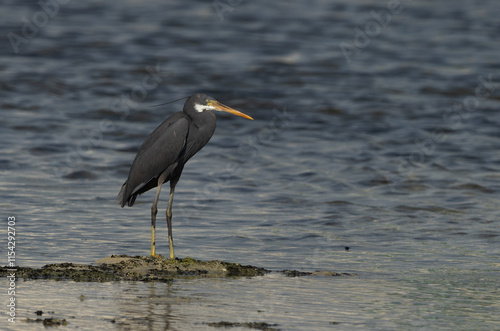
[117,183,127,207]
[118,182,139,208]
[117,181,142,207]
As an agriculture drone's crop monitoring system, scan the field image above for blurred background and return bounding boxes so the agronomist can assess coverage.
[1,0,499,330]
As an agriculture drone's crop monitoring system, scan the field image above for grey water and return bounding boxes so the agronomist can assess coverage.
[1,0,499,330]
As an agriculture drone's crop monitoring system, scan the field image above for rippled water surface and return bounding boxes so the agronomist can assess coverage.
[1,0,499,330]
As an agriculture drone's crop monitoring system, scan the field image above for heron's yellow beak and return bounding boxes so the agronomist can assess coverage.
[209,100,254,120]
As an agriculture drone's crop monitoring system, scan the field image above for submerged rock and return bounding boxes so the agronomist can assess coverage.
[204,321,281,330]
[280,269,355,277]
[26,317,68,326]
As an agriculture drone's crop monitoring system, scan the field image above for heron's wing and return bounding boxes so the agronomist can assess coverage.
[137,112,187,156]
[119,113,189,205]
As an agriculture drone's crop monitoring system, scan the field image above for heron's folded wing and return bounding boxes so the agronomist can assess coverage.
[125,115,189,198]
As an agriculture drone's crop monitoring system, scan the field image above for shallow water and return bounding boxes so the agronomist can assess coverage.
[1,0,499,330]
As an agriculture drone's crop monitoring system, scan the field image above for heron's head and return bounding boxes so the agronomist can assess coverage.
[185,93,253,120]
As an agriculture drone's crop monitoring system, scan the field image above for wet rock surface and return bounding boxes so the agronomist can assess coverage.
[1,255,355,282]
[1,255,271,282]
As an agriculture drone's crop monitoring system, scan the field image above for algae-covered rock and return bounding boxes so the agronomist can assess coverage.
[0,255,353,282]
[0,255,270,282]
[26,317,68,326]
[204,321,280,330]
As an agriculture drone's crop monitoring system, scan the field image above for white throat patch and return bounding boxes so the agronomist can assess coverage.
[194,103,215,112]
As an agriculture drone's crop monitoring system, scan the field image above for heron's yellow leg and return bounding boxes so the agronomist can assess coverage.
[151,225,156,256]
[150,182,163,257]
[166,185,176,259]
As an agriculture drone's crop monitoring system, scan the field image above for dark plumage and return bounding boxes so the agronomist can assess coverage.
[117,93,253,258]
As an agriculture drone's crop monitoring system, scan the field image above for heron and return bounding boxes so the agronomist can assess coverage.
[117,93,253,258]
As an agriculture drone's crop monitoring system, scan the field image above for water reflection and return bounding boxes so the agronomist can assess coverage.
[9,266,500,330]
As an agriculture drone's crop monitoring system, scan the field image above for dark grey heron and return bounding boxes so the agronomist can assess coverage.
[117,93,253,258]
